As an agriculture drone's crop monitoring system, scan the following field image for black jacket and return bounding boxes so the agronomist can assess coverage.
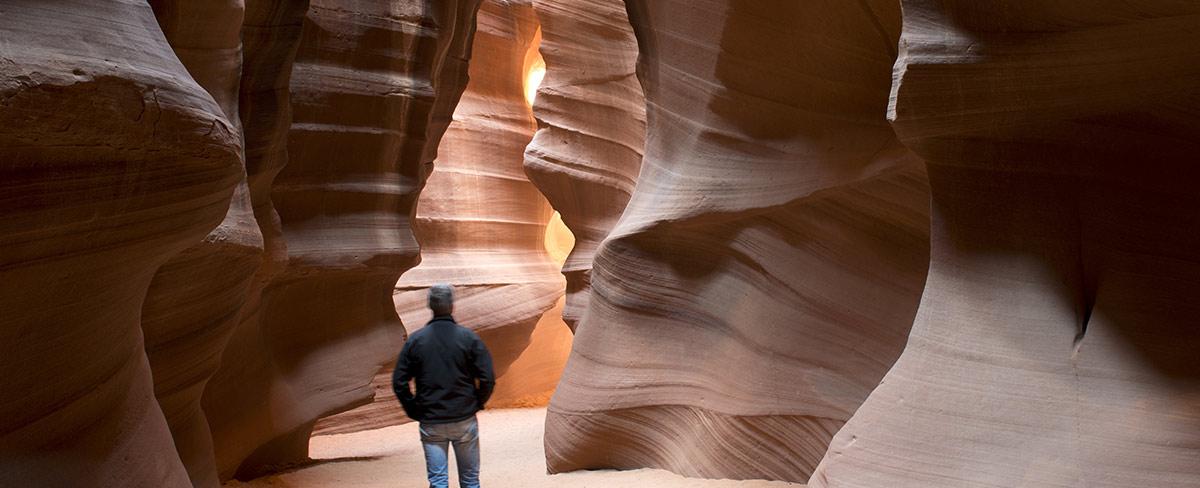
[392,316,495,424]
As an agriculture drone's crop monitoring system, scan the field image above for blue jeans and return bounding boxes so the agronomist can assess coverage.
[419,416,480,488]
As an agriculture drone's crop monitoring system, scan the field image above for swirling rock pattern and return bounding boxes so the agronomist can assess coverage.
[143,2,265,487]
[200,0,313,479]
[393,0,562,403]
[523,0,645,331]
[0,1,242,486]
[810,3,1200,487]
[311,0,566,438]
[544,0,930,482]
[200,0,484,480]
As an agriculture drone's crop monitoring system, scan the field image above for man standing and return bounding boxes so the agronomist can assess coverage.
[393,284,495,488]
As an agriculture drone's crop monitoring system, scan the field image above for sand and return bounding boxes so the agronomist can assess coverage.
[223,408,803,488]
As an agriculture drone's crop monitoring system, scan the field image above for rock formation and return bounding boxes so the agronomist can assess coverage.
[11,1,1199,487]
[544,0,931,482]
[393,0,562,401]
[318,0,569,433]
[523,0,646,331]
[201,0,484,480]
[809,3,1200,487]
[0,1,242,486]
[143,2,265,487]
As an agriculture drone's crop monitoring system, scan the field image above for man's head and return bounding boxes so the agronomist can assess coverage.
[428,284,454,316]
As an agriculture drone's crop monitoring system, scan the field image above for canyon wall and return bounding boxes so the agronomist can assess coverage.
[143,2,265,487]
[316,0,568,434]
[522,0,645,330]
[0,1,242,486]
[544,0,931,482]
[203,0,484,480]
[0,0,483,485]
[9,1,1199,487]
[809,2,1200,487]
[393,0,562,404]
[396,0,559,395]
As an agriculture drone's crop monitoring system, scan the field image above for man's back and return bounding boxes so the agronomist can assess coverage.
[393,316,495,424]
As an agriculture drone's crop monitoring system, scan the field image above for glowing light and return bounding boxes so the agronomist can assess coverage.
[543,211,575,267]
[525,58,546,106]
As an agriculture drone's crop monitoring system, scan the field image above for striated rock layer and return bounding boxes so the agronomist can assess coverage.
[545,0,930,482]
[316,0,575,436]
[322,0,567,433]
[201,0,484,479]
[143,2,265,487]
[810,3,1200,487]
[0,1,242,486]
[488,297,574,407]
[523,0,645,330]
[393,0,562,401]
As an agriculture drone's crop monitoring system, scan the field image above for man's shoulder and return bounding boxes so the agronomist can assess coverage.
[404,326,433,346]
[453,322,482,340]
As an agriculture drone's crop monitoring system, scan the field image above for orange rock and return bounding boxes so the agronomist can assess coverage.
[810,3,1200,487]
[0,1,242,486]
[544,0,930,482]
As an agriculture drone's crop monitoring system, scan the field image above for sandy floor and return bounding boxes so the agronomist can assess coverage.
[225,408,803,488]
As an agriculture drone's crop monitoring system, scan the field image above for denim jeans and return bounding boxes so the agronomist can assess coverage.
[419,416,480,488]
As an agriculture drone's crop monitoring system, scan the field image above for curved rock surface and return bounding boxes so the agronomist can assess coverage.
[0,1,242,486]
[523,0,645,330]
[810,3,1200,487]
[143,2,265,487]
[316,0,578,436]
[545,0,930,482]
[393,0,563,400]
[201,0,484,479]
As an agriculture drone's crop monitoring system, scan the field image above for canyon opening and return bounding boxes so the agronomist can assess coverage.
[2,1,1199,488]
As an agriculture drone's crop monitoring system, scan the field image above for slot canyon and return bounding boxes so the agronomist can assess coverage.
[1,1,1197,488]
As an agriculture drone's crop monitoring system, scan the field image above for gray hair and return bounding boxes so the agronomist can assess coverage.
[428,284,454,316]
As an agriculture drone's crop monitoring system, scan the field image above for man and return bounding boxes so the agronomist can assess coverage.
[393,284,495,488]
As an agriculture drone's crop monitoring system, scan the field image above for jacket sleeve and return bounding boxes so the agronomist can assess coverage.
[469,334,496,408]
[392,340,420,420]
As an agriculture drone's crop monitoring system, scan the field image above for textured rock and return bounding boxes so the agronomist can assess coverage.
[201,0,484,479]
[200,0,310,479]
[489,297,574,407]
[523,0,645,331]
[143,2,264,487]
[0,1,242,486]
[314,0,572,437]
[545,0,930,482]
[393,0,562,400]
[810,3,1200,487]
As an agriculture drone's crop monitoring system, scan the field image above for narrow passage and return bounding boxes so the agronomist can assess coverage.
[225,408,803,488]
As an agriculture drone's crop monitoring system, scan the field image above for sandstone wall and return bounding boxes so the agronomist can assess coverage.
[393,0,562,402]
[202,0,484,479]
[143,2,265,486]
[523,0,645,330]
[314,0,567,434]
[2,0,486,485]
[544,0,931,482]
[809,2,1200,487]
[0,1,242,486]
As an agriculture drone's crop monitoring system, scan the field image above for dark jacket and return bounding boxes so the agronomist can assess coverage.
[392,316,495,424]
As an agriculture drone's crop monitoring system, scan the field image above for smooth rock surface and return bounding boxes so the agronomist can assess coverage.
[523,0,646,330]
[393,0,563,405]
[545,0,931,482]
[144,2,265,486]
[809,3,1200,487]
[316,0,568,435]
[0,1,242,486]
[201,0,484,479]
